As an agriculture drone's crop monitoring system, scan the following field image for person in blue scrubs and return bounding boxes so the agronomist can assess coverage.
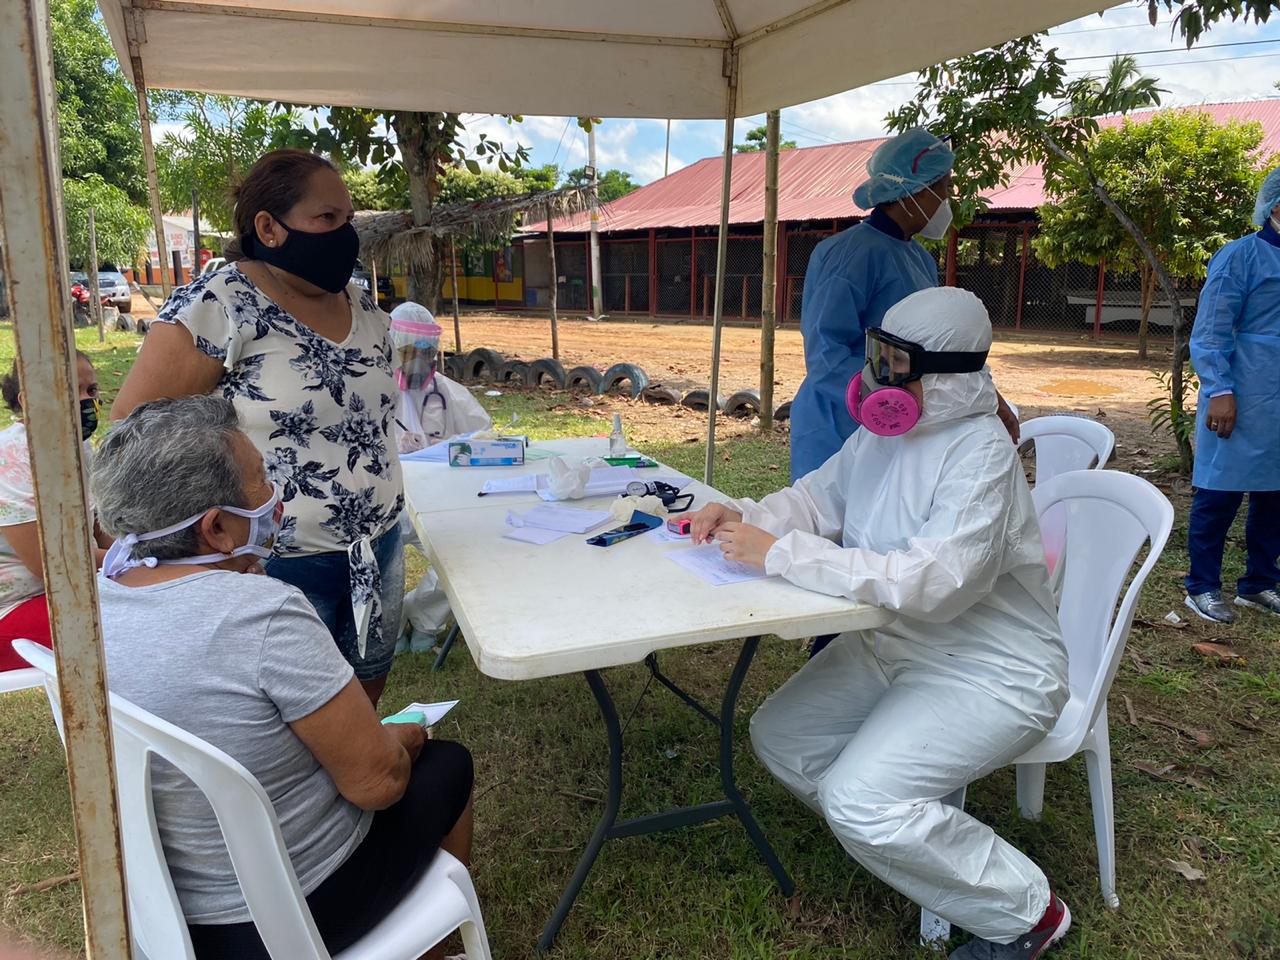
[790,128,1016,482]
[1184,167,1280,623]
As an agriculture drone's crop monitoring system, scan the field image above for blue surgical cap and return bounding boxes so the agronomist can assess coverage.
[853,128,955,210]
[1254,166,1280,226]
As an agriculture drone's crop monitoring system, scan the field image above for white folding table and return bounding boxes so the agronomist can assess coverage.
[402,439,893,950]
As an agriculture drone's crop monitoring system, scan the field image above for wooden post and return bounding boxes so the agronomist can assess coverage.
[191,188,201,274]
[689,229,697,319]
[370,259,379,308]
[0,1,132,955]
[546,204,559,360]
[759,109,780,431]
[124,22,171,297]
[87,207,104,342]
[647,228,657,316]
[449,237,462,354]
[945,227,958,286]
[1093,259,1106,340]
[1015,223,1030,332]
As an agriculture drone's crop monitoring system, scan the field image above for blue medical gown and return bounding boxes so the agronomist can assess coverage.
[1190,223,1280,492]
[789,222,938,481]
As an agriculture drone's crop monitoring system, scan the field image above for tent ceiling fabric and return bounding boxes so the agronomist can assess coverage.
[101,0,1115,118]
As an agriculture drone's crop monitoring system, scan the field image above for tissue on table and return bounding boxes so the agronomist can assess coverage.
[543,456,592,500]
[610,495,668,521]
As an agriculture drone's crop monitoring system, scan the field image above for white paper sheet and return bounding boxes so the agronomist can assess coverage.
[666,544,771,586]
[503,526,568,545]
[649,525,690,543]
[480,475,540,495]
[507,504,612,534]
[535,465,639,501]
[388,699,459,727]
[400,431,480,463]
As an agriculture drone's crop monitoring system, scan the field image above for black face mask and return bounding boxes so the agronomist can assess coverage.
[80,397,99,440]
[244,218,360,294]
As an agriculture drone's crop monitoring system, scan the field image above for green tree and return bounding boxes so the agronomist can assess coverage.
[734,125,798,153]
[517,163,561,194]
[1069,55,1164,117]
[61,175,151,269]
[156,95,300,232]
[343,165,409,212]
[50,0,145,201]
[1035,113,1265,361]
[283,109,529,309]
[562,167,639,203]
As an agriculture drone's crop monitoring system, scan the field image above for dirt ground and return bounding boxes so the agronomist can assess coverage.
[128,295,1179,478]
[438,310,1178,469]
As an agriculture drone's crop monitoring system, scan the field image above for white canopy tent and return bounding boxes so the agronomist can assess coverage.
[1,1,1116,954]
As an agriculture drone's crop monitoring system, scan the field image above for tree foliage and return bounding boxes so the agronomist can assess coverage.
[156,95,299,232]
[1035,113,1265,279]
[62,175,151,269]
[734,125,798,153]
[562,167,639,203]
[1152,0,1279,46]
[49,0,146,203]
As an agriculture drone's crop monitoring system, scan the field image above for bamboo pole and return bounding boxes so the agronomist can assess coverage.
[450,238,462,354]
[125,32,172,298]
[546,203,560,360]
[87,208,104,342]
[0,2,131,955]
[759,110,780,431]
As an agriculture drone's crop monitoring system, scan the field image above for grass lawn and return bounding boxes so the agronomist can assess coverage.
[1,333,1278,958]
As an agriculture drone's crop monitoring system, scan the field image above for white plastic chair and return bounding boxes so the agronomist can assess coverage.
[13,640,492,960]
[1020,415,1116,582]
[0,666,42,694]
[920,469,1173,946]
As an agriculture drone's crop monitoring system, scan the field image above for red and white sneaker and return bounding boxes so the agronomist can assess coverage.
[948,894,1071,960]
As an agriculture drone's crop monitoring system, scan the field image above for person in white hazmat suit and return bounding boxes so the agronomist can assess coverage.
[690,287,1071,960]
[388,302,492,652]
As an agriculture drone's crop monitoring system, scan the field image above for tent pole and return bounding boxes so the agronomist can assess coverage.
[125,30,172,297]
[759,110,780,432]
[703,50,739,487]
[0,2,131,956]
[546,204,560,360]
[450,238,463,354]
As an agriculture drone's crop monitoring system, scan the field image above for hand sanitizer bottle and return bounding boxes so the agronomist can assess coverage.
[609,414,627,457]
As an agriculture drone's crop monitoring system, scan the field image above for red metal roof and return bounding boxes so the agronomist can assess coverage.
[542,99,1280,234]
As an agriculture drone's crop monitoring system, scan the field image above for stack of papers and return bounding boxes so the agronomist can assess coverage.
[400,432,480,463]
[503,504,612,545]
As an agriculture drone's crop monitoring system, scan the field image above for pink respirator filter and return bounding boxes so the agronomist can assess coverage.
[846,371,921,437]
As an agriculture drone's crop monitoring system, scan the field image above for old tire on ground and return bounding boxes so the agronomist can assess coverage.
[724,389,762,419]
[640,384,681,406]
[680,389,725,413]
[497,360,534,386]
[600,363,649,399]
[442,354,466,380]
[463,347,504,382]
[773,400,792,422]
[529,358,567,388]
[566,365,604,394]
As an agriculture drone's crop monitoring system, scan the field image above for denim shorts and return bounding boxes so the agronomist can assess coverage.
[267,524,405,681]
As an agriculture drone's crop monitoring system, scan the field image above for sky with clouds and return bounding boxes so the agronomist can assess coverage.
[451,2,1280,185]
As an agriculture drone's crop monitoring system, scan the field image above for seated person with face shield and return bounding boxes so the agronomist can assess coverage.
[690,287,1070,960]
[92,395,474,960]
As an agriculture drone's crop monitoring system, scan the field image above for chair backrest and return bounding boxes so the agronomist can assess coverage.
[0,666,44,695]
[1020,415,1116,484]
[12,641,330,960]
[1030,471,1173,737]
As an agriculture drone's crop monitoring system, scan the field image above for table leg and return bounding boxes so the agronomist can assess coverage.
[719,637,795,897]
[536,669,622,953]
[432,622,460,672]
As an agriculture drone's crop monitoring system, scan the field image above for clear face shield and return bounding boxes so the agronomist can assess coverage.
[390,323,442,391]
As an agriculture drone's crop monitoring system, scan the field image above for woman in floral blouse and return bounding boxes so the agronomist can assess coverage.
[113,149,403,704]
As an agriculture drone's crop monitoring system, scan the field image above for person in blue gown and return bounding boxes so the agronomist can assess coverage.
[1184,167,1280,623]
[790,128,1016,482]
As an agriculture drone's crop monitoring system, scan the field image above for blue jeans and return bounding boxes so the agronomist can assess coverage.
[1185,488,1280,596]
[267,524,405,681]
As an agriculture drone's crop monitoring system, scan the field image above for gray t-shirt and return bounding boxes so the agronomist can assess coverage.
[98,570,371,924]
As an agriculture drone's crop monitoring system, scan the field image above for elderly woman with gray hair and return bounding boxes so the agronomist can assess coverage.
[92,395,474,960]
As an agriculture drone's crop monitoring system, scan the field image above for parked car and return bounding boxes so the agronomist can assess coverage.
[200,256,227,277]
[352,260,395,308]
[93,270,133,312]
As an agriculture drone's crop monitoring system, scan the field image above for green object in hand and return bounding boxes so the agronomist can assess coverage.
[382,711,426,726]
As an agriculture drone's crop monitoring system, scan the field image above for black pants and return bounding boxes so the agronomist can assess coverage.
[188,740,473,960]
[810,634,836,658]
[1185,488,1280,596]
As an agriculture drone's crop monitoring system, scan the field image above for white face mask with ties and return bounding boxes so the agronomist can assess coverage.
[910,185,953,241]
[102,484,284,579]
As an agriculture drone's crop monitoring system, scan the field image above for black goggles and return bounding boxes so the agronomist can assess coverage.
[624,480,694,513]
[864,328,988,387]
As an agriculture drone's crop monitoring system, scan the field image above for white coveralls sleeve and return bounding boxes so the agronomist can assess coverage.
[733,439,854,541]
[762,437,1015,624]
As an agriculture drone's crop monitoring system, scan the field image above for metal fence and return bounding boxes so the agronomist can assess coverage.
[525,221,1191,341]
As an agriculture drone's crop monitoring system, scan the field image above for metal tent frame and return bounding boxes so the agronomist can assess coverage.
[0,1,1117,954]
